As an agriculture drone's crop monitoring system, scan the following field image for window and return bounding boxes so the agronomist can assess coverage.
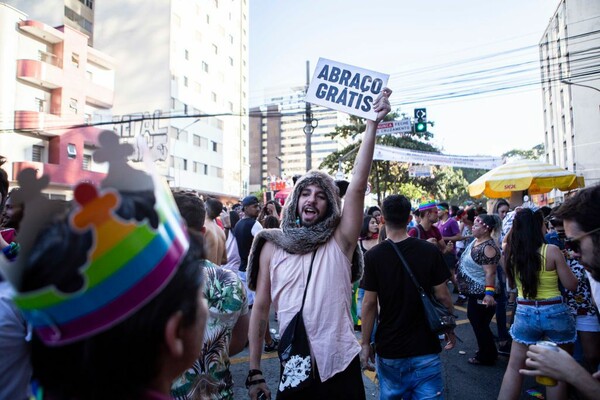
[211,92,217,102]
[67,143,77,159]
[32,145,44,162]
[229,35,234,44]
[212,141,218,152]
[202,62,209,72]
[193,134,201,146]
[184,49,189,60]
[228,101,233,112]
[71,53,80,68]
[35,98,45,112]
[211,166,223,178]
[214,0,219,7]
[206,14,210,24]
[229,57,234,66]
[212,44,218,55]
[183,159,188,170]
[69,98,78,113]
[179,130,188,142]
[83,154,92,170]
[184,76,188,87]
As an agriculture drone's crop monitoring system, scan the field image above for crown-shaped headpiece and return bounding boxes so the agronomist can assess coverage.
[0,131,189,345]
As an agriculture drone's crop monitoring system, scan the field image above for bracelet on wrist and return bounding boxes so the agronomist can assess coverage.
[245,369,265,389]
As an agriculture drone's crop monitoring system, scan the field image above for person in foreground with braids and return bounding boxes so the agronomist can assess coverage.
[244,88,392,400]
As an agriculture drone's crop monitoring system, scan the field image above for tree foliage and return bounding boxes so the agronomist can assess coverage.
[319,113,469,204]
[501,143,544,160]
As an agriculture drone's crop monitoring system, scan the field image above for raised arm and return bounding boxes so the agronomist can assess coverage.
[335,88,391,258]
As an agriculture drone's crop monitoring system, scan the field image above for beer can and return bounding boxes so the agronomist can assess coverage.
[534,341,559,386]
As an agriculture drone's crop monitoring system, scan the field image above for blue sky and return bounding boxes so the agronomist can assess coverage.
[249,0,562,157]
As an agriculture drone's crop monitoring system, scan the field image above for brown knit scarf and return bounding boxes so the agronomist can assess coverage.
[246,170,364,291]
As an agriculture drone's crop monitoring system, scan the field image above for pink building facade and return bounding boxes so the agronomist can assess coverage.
[0,3,114,196]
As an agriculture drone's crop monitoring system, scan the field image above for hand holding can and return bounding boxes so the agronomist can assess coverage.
[534,341,559,386]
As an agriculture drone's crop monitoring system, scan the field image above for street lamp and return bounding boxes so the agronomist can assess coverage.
[561,80,600,94]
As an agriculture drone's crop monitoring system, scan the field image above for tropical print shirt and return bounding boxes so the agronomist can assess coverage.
[171,261,248,400]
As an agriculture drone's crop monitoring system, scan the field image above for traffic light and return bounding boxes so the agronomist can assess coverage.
[414,108,427,133]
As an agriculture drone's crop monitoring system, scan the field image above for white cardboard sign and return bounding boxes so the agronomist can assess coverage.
[305,58,389,120]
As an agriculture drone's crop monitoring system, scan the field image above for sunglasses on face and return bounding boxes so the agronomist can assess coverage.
[565,226,600,253]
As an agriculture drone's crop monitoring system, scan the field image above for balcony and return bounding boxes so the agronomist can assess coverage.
[12,161,106,188]
[85,81,114,109]
[14,111,64,135]
[18,20,64,44]
[17,58,63,89]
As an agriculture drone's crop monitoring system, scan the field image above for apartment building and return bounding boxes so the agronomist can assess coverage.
[249,89,350,193]
[94,0,249,203]
[0,3,114,196]
[540,0,600,200]
[5,0,94,44]
[6,0,250,203]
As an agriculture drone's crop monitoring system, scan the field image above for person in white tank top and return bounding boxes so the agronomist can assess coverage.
[244,88,392,400]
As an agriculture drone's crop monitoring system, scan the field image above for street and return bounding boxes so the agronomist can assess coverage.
[230,290,548,399]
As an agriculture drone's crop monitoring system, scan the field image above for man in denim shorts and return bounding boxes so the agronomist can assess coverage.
[360,195,456,400]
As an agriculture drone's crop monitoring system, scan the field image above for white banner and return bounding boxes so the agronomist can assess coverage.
[376,118,412,135]
[305,58,389,120]
[373,145,503,170]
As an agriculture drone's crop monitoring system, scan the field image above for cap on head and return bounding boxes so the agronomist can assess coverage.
[242,195,259,208]
[418,200,437,212]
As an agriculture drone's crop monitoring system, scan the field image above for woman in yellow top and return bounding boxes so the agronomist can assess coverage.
[498,208,577,400]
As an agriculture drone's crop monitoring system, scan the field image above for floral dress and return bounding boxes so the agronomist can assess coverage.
[171,261,249,400]
[564,258,599,319]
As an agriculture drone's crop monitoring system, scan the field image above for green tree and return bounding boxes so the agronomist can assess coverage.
[319,113,468,204]
[502,143,543,160]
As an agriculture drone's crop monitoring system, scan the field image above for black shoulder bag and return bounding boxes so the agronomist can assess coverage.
[387,240,456,334]
[277,250,317,397]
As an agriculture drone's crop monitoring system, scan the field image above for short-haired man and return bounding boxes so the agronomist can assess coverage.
[245,89,392,399]
[234,195,278,352]
[519,185,600,400]
[204,197,227,266]
[360,194,455,399]
[171,191,249,400]
[409,201,451,253]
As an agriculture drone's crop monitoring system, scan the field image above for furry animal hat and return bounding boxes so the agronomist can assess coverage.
[247,170,363,290]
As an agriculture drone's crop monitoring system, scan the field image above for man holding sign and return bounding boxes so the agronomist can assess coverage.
[245,73,391,399]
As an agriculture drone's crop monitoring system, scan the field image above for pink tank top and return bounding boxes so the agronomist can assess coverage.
[270,237,360,381]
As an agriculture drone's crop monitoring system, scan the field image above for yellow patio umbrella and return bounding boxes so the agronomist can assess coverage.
[468,159,584,199]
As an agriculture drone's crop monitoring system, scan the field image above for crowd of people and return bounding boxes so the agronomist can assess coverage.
[1,86,599,400]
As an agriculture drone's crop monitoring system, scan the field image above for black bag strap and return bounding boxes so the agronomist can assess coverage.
[386,239,426,296]
[300,250,318,312]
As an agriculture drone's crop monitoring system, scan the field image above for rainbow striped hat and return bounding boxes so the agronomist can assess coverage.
[418,200,438,212]
[0,131,189,346]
